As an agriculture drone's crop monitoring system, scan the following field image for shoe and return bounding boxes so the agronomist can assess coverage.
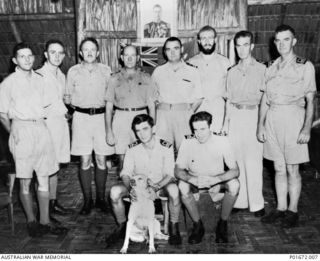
[50,200,72,216]
[281,210,299,228]
[80,199,93,215]
[188,219,205,244]
[261,209,285,224]
[38,223,69,236]
[95,198,109,213]
[254,208,265,217]
[232,208,248,214]
[215,219,228,243]
[168,222,182,245]
[105,223,126,247]
[27,221,43,238]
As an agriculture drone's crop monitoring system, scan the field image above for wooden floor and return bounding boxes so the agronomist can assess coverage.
[0,161,319,254]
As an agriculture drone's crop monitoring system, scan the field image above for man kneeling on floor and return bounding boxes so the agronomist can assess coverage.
[106,114,182,246]
[175,111,239,244]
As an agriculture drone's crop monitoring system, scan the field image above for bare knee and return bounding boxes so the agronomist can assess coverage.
[274,161,286,175]
[95,154,106,169]
[287,164,301,181]
[165,183,180,200]
[81,155,92,170]
[226,178,240,197]
[20,179,32,194]
[110,185,126,202]
[178,181,192,198]
[37,176,49,192]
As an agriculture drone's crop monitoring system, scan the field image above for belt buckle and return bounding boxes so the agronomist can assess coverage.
[89,108,95,115]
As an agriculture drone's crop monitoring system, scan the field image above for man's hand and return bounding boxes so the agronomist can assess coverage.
[257,125,266,143]
[147,188,157,201]
[198,176,220,189]
[220,123,229,136]
[12,128,20,145]
[106,131,116,146]
[297,128,311,144]
[147,179,160,192]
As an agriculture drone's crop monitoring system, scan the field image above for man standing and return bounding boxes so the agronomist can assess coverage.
[37,39,71,219]
[152,37,203,150]
[175,111,239,244]
[188,25,231,133]
[222,31,265,216]
[258,25,316,228]
[106,114,182,246]
[0,43,65,237]
[66,37,114,215]
[144,4,171,38]
[105,45,155,170]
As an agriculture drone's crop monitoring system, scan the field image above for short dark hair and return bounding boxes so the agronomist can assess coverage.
[79,37,99,52]
[13,42,33,58]
[131,114,155,133]
[234,30,254,45]
[121,44,138,56]
[162,37,182,61]
[274,24,296,37]
[197,25,217,40]
[189,111,212,132]
[45,39,65,52]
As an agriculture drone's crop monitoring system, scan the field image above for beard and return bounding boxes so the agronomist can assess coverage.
[198,42,216,55]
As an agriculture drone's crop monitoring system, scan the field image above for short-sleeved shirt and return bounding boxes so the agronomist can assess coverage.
[120,136,175,183]
[105,68,155,108]
[66,62,111,108]
[0,68,46,120]
[265,55,316,107]
[151,61,203,104]
[176,134,236,176]
[188,52,230,101]
[226,58,266,105]
[37,62,67,117]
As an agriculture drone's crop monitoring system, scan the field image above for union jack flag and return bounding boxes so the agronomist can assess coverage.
[139,46,159,68]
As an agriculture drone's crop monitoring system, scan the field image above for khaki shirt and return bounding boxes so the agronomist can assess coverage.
[0,68,46,120]
[226,58,266,105]
[105,68,155,108]
[176,134,236,176]
[151,61,203,104]
[120,136,175,183]
[188,52,230,101]
[66,62,111,108]
[265,55,316,107]
[37,62,67,117]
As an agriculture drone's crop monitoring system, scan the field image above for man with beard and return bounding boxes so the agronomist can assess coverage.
[188,25,231,133]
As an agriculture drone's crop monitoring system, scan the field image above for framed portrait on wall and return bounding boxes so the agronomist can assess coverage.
[137,0,177,45]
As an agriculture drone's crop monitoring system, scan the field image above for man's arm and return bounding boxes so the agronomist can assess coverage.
[297,91,315,144]
[105,101,115,146]
[175,165,198,187]
[191,98,203,113]
[121,174,131,191]
[0,113,10,133]
[221,99,230,134]
[257,92,269,143]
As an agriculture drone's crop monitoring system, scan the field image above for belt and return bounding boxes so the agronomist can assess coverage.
[74,106,105,115]
[157,103,191,111]
[231,103,258,110]
[114,106,147,112]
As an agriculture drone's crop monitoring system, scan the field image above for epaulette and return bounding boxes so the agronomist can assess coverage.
[296,57,307,64]
[186,62,198,69]
[184,134,195,139]
[34,71,43,77]
[227,64,237,71]
[160,139,172,148]
[266,60,275,68]
[128,140,141,148]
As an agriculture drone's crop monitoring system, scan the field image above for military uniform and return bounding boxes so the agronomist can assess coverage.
[0,68,58,178]
[66,62,114,156]
[144,21,171,38]
[226,58,265,211]
[152,61,203,149]
[188,52,230,132]
[264,55,316,164]
[105,68,155,154]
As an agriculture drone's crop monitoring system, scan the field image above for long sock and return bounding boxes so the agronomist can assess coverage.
[19,192,35,222]
[95,168,107,200]
[168,197,181,223]
[221,192,238,220]
[49,171,58,200]
[181,194,200,222]
[79,168,92,202]
[37,190,50,225]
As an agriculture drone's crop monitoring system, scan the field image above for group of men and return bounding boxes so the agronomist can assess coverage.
[0,23,316,248]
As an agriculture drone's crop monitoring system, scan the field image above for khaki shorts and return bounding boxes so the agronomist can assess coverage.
[71,112,114,156]
[9,120,58,178]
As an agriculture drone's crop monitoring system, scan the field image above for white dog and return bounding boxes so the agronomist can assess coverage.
[120,174,169,254]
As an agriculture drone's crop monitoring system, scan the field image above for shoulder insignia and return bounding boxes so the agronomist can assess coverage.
[160,139,172,148]
[186,62,198,69]
[34,71,43,77]
[266,60,275,68]
[184,134,195,139]
[296,57,307,64]
[227,64,236,71]
[128,140,141,148]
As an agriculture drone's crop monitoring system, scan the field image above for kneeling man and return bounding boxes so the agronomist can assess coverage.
[175,111,239,244]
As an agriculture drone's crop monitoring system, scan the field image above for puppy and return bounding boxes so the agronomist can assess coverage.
[120,174,168,254]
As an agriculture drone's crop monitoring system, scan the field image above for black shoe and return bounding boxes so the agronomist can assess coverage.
[105,223,126,247]
[254,208,265,217]
[215,219,228,243]
[50,200,72,216]
[281,210,299,228]
[95,198,109,213]
[188,219,205,244]
[261,209,285,224]
[27,221,43,238]
[168,222,182,245]
[232,208,248,214]
[38,223,69,236]
[80,199,93,215]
